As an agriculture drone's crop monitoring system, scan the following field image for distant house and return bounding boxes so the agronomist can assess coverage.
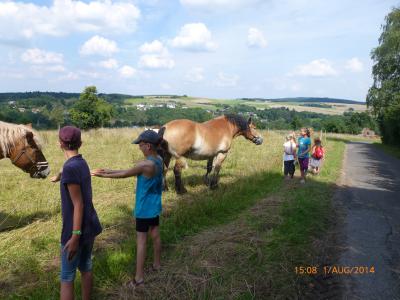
[361,128,376,137]
[136,104,146,111]
[31,108,41,114]
[18,107,26,112]
[166,103,176,109]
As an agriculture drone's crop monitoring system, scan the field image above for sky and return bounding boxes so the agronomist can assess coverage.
[0,0,398,101]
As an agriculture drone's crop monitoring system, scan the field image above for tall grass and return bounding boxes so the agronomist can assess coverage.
[0,128,349,299]
[1,128,285,298]
[122,135,347,299]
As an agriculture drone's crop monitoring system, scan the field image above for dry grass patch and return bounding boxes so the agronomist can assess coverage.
[115,195,284,300]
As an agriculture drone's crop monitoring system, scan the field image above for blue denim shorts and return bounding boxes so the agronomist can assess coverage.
[60,239,94,282]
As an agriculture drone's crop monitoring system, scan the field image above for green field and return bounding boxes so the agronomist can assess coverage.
[0,128,354,298]
[123,96,367,115]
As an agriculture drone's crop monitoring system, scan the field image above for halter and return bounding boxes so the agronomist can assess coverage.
[11,146,49,176]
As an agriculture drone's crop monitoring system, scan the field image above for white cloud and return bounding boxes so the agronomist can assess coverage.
[290,59,337,77]
[170,23,217,51]
[119,65,137,78]
[180,0,261,10]
[138,40,174,69]
[215,72,239,87]
[80,36,119,56]
[21,48,63,64]
[247,27,267,48]
[99,58,119,69]
[139,55,175,69]
[139,40,165,53]
[345,57,363,72]
[59,72,79,80]
[161,83,171,90]
[43,65,66,72]
[185,67,204,82]
[0,0,140,40]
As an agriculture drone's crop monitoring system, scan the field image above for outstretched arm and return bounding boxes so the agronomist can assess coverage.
[91,160,155,178]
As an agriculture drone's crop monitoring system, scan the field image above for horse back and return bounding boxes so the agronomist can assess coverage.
[163,118,233,159]
[163,119,198,157]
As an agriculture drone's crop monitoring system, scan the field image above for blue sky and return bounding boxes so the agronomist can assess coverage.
[0,0,397,101]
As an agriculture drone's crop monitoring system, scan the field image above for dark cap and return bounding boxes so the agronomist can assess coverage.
[132,130,160,145]
[59,126,82,146]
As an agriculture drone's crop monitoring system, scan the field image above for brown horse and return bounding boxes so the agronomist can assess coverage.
[159,114,263,193]
[0,121,50,178]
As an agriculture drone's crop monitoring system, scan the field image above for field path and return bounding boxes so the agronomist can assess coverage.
[334,142,400,299]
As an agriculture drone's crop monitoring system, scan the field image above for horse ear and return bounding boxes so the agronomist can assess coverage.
[23,131,34,146]
[26,131,34,140]
[25,123,32,129]
[247,117,252,124]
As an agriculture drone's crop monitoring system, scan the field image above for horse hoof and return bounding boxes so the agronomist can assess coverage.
[210,184,218,190]
[176,187,188,194]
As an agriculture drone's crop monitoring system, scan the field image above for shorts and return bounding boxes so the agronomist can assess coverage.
[136,216,159,232]
[60,239,94,282]
[283,160,295,176]
[310,157,321,168]
[298,157,309,172]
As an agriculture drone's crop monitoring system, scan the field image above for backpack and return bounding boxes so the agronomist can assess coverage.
[314,146,323,159]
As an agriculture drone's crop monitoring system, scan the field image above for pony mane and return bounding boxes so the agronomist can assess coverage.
[224,114,249,131]
[0,121,42,155]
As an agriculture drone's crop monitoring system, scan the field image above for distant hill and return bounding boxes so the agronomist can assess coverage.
[0,92,137,103]
[241,97,365,105]
[0,93,365,105]
[0,92,80,102]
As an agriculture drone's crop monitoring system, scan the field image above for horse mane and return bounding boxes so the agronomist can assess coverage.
[0,121,42,155]
[224,114,249,131]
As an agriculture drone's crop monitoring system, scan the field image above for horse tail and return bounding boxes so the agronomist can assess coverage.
[158,126,166,139]
[156,126,169,165]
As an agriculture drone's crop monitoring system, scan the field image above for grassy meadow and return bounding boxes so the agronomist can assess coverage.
[0,128,353,299]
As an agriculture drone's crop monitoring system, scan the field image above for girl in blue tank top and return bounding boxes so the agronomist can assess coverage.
[92,129,164,288]
[135,156,163,218]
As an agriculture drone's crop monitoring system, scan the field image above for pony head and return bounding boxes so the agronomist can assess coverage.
[225,114,263,145]
[1,122,50,178]
[243,117,263,145]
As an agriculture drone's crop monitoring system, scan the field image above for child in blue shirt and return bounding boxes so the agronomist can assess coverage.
[91,130,163,288]
[297,128,311,184]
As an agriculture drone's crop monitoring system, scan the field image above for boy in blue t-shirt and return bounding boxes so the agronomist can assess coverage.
[91,130,163,288]
[297,128,311,184]
[51,126,102,300]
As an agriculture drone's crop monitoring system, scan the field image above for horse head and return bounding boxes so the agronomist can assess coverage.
[242,117,263,145]
[9,126,50,179]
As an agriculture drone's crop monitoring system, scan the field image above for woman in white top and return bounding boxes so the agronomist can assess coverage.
[283,133,297,179]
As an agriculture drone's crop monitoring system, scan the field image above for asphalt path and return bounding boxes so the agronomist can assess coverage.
[335,142,400,299]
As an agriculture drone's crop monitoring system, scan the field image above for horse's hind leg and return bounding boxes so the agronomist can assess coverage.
[174,158,187,194]
[209,152,227,189]
[204,157,214,185]
[162,152,172,191]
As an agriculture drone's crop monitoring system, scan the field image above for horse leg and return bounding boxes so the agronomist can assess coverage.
[209,153,227,189]
[204,157,214,185]
[174,158,187,194]
[162,152,172,191]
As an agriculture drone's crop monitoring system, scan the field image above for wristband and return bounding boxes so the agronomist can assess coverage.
[72,230,81,235]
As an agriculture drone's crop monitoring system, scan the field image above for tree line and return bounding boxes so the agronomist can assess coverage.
[367,7,400,146]
[0,86,377,134]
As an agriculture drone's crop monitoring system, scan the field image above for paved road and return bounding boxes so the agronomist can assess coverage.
[336,142,400,299]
